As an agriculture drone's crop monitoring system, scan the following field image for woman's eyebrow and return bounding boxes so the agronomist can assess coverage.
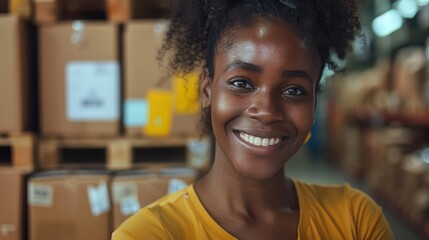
[282,70,313,83]
[223,61,262,73]
[223,60,313,83]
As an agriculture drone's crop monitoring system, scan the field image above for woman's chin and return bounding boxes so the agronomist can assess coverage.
[233,162,284,181]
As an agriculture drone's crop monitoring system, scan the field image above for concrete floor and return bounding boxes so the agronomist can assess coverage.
[285,147,424,240]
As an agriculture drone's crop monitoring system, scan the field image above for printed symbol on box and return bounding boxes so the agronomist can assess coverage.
[168,178,188,194]
[113,182,138,203]
[154,117,163,126]
[87,182,110,217]
[29,184,53,207]
[82,89,104,108]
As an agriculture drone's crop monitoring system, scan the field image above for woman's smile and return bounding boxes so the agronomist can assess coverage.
[237,131,283,147]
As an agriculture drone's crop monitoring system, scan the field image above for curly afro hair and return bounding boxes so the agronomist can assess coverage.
[158,0,361,133]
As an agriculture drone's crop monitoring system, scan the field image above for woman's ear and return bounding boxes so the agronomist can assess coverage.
[201,68,212,108]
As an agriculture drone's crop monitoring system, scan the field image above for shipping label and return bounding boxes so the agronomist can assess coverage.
[66,61,120,121]
[28,184,53,207]
[124,99,149,127]
[167,178,188,194]
[87,181,110,217]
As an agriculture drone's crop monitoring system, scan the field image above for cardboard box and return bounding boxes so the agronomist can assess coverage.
[123,20,200,137]
[0,169,30,240]
[28,171,111,240]
[393,47,428,110]
[0,15,36,133]
[39,22,121,137]
[111,167,196,228]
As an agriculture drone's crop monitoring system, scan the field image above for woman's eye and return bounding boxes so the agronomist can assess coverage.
[283,87,305,96]
[231,80,253,89]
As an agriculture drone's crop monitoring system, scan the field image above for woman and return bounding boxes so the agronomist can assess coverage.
[113,0,394,239]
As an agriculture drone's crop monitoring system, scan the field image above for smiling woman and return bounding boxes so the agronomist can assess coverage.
[112,0,395,239]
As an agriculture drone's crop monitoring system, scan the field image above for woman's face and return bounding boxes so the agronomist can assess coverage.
[202,18,320,180]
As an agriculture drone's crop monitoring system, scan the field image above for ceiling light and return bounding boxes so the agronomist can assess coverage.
[372,9,404,37]
[396,0,419,18]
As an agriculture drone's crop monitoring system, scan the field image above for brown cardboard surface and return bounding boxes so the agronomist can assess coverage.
[123,20,200,137]
[111,168,196,228]
[28,171,111,240]
[124,20,166,100]
[0,168,31,240]
[39,22,120,137]
[0,14,36,132]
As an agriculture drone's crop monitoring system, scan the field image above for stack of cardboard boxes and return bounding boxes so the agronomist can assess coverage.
[0,6,36,240]
[327,46,429,237]
[0,1,209,239]
[26,168,197,240]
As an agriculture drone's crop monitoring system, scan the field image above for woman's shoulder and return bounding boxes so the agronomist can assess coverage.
[112,185,194,240]
[293,179,371,203]
[293,180,394,239]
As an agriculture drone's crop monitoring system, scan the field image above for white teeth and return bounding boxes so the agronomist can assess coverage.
[262,138,269,146]
[238,132,282,147]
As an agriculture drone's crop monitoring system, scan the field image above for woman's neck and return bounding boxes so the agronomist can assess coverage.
[195,147,298,219]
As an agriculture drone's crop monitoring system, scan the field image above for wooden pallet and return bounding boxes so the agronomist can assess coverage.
[39,136,211,170]
[0,132,36,170]
[33,0,172,24]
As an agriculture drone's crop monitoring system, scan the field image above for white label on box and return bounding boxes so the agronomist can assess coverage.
[0,224,16,236]
[66,61,120,121]
[120,198,141,216]
[167,178,188,194]
[112,182,138,203]
[28,184,53,207]
[124,99,149,127]
[187,138,210,168]
[87,182,110,217]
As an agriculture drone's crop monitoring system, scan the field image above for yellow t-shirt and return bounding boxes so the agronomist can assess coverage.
[112,180,394,240]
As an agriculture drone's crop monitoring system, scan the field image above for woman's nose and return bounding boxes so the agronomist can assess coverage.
[245,90,285,125]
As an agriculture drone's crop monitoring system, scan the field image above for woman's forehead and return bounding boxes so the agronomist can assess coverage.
[215,19,320,69]
[217,18,304,54]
